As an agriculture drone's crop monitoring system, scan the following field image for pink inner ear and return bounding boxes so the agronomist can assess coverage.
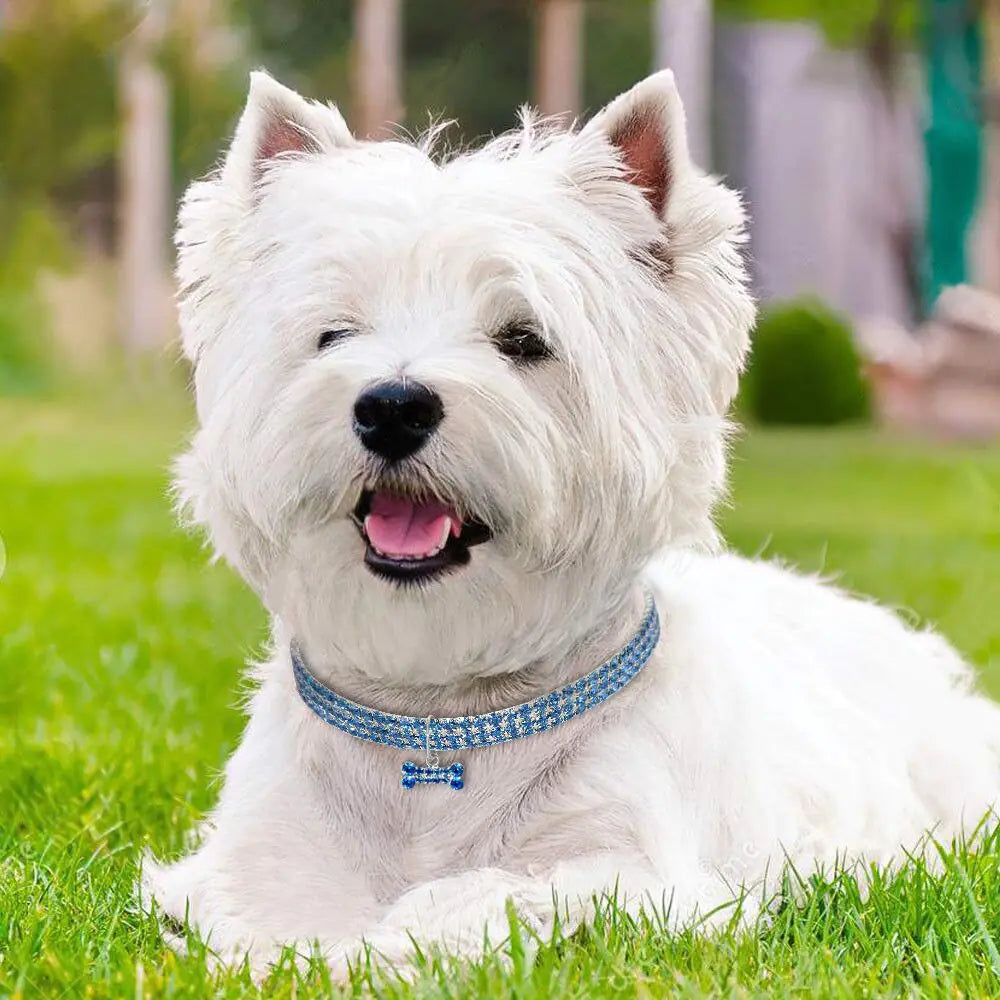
[257,115,316,163]
[612,111,671,217]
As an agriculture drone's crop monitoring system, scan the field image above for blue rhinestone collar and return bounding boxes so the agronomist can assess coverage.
[291,591,660,790]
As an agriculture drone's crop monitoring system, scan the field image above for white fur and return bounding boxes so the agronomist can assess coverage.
[145,70,1000,976]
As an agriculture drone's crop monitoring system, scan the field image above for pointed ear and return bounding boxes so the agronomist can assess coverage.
[583,70,690,218]
[222,71,356,190]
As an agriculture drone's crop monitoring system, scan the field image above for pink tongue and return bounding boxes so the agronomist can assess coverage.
[364,493,460,558]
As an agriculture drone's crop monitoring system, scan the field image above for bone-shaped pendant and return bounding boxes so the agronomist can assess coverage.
[401,760,464,789]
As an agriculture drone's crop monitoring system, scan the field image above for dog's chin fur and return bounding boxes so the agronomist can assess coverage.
[145,70,1000,977]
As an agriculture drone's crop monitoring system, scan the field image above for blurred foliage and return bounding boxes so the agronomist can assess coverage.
[583,2,652,115]
[0,288,49,395]
[0,0,923,239]
[741,298,872,426]
[233,0,353,116]
[232,0,652,140]
[0,0,246,389]
[0,0,920,248]
[0,1,125,214]
[0,0,928,388]
[160,32,245,187]
[716,0,919,46]
[0,204,75,290]
[403,0,534,139]
[0,0,121,329]
[0,0,246,227]
[233,0,534,137]
[0,207,73,393]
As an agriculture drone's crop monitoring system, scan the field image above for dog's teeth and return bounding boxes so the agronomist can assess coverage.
[437,519,450,550]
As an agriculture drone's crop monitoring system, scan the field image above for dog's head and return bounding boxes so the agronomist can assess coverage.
[175,71,753,682]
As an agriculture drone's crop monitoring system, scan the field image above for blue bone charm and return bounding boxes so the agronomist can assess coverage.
[401,760,464,790]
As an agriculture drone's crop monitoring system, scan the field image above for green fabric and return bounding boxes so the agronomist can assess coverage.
[923,0,983,310]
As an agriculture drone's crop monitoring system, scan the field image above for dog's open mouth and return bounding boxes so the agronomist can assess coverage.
[352,489,492,583]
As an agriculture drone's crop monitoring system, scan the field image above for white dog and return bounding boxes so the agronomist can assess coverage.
[144,69,1000,975]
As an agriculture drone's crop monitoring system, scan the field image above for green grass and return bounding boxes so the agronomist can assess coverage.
[2,390,1000,999]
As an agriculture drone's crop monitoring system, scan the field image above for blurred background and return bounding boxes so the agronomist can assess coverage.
[1,0,999,433]
[3,11,1000,971]
[3,8,1000,989]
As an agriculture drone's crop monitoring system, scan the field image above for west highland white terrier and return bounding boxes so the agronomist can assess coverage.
[144,70,1000,975]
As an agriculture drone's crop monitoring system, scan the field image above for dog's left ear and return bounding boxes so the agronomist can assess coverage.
[582,70,690,219]
[222,71,357,193]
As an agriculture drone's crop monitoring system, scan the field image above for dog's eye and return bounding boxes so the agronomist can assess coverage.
[317,328,355,351]
[493,324,552,363]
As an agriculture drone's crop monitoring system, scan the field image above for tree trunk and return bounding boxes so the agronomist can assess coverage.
[535,0,583,119]
[652,0,712,168]
[118,0,172,356]
[354,0,403,137]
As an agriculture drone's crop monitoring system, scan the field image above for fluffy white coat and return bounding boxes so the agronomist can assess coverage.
[144,70,1000,976]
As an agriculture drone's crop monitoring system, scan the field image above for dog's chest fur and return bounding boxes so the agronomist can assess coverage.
[295,696,634,902]
[272,592,654,902]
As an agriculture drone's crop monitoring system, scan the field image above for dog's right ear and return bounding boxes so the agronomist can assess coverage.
[176,73,356,370]
[581,70,691,220]
[222,71,356,192]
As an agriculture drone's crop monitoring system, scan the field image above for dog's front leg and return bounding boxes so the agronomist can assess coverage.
[321,866,557,978]
[325,853,673,978]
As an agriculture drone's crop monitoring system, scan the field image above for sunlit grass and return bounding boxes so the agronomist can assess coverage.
[3,390,1000,998]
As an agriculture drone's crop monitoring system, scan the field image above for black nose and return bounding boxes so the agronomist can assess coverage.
[353,381,444,461]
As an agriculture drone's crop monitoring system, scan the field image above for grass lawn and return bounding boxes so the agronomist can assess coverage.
[3,388,1000,998]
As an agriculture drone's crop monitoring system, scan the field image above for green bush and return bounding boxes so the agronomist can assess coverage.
[740,298,871,426]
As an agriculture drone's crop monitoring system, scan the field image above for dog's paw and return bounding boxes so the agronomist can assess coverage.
[316,934,416,984]
[140,852,281,978]
[139,851,202,946]
[305,870,557,983]
[370,868,556,963]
